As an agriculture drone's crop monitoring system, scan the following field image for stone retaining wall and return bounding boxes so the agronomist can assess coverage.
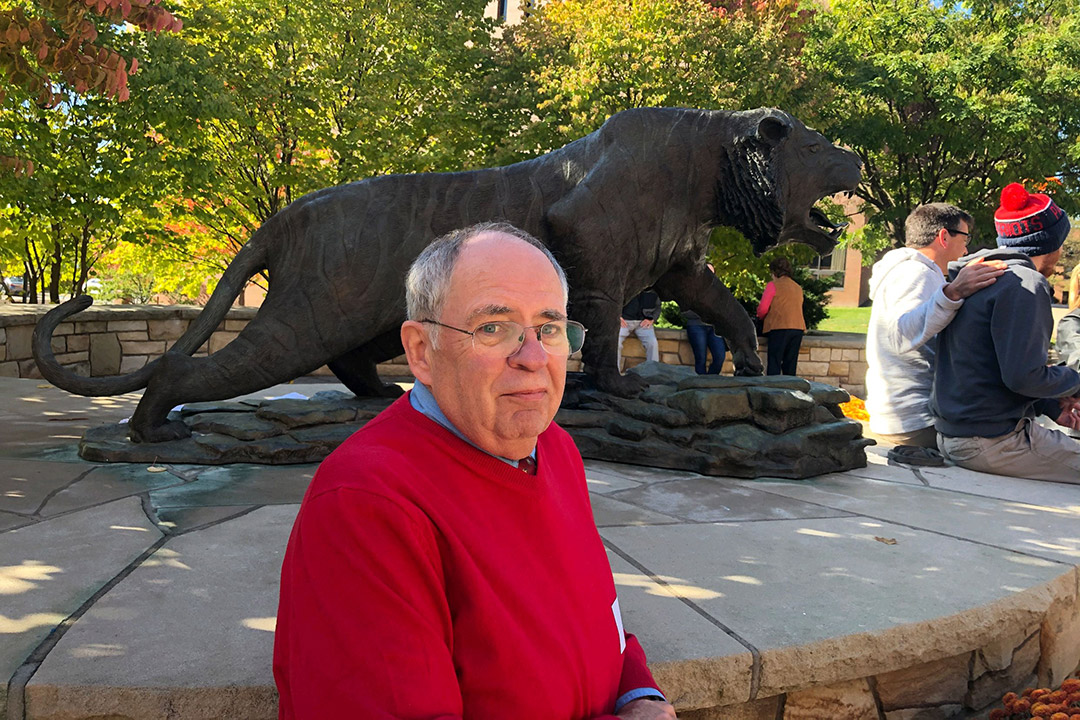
[0,306,869,397]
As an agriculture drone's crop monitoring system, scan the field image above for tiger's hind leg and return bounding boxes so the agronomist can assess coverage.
[327,330,406,398]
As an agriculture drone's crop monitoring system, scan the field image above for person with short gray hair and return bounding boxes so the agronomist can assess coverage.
[275,224,675,719]
[865,203,1006,452]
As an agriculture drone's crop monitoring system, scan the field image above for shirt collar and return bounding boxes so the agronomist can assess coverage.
[409,381,536,467]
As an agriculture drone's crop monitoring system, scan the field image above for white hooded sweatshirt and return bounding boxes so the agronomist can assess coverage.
[866,248,963,435]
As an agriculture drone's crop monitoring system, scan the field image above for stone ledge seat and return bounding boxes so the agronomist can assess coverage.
[0,377,1077,720]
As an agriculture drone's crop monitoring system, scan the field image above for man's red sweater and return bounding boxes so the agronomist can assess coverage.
[274,395,659,719]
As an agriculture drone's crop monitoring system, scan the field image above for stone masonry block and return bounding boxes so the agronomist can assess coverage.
[18,358,42,378]
[66,334,89,352]
[311,365,334,376]
[0,326,5,350]
[6,324,33,360]
[107,320,147,332]
[224,319,248,332]
[75,321,107,333]
[0,361,17,377]
[621,337,645,359]
[54,351,89,365]
[810,347,830,362]
[116,331,150,341]
[121,340,167,355]
[1038,580,1080,687]
[90,333,122,376]
[119,355,149,373]
[208,331,239,354]
[830,348,846,360]
[680,697,781,720]
[829,361,850,377]
[784,678,878,720]
[658,339,680,353]
[55,322,75,336]
[884,706,964,720]
[661,352,681,365]
[50,336,65,354]
[849,361,868,385]
[842,348,860,361]
[966,631,1040,710]
[875,652,970,710]
[148,318,188,340]
[798,361,830,376]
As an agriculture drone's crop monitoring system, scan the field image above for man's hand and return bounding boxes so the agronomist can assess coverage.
[1055,397,1080,429]
[640,319,654,329]
[620,317,629,329]
[616,698,678,719]
[942,257,1007,301]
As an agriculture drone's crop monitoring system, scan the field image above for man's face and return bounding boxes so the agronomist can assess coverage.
[943,220,970,263]
[1033,247,1063,278]
[422,233,568,459]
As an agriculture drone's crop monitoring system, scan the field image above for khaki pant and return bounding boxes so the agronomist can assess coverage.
[938,417,1080,485]
[866,425,938,449]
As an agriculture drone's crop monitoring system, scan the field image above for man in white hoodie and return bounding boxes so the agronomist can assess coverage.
[866,203,1006,448]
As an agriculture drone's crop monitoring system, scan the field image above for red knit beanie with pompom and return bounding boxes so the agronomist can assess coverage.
[994,182,1069,256]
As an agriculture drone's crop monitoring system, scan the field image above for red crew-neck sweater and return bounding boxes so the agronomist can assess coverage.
[274,395,658,719]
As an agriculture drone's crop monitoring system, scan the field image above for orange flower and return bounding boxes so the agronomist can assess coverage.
[840,396,869,422]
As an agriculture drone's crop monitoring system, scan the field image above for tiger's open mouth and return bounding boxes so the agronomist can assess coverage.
[810,207,848,243]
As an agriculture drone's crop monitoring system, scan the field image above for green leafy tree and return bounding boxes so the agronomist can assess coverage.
[486,0,813,162]
[135,0,499,270]
[798,0,1080,255]
[0,85,186,302]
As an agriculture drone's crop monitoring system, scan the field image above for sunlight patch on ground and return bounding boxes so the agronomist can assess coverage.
[0,612,66,633]
[70,643,126,658]
[0,561,63,595]
[613,571,722,600]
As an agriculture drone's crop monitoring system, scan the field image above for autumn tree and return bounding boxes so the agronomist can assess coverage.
[0,0,181,108]
[797,0,1080,253]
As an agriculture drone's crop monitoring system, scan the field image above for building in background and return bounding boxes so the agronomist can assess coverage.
[485,0,535,25]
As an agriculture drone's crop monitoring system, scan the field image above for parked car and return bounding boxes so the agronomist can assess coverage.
[2,276,24,297]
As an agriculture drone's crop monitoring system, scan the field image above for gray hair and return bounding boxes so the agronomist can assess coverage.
[905,203,974,248]
[405,222,569,342]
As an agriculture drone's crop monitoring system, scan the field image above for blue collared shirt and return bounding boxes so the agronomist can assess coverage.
[407,382,666,713]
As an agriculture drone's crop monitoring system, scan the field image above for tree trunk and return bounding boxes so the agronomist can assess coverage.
[48,223,62,303]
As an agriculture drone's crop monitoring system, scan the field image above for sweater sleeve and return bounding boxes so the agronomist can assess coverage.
[885,266,964,355]
[756,282,776,319]
[991,279,1080,401]
[274,486,462,720]
[583,633,662,719]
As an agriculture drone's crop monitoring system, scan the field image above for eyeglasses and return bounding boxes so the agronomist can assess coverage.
[946,228,970,238]
[421,319,587,357]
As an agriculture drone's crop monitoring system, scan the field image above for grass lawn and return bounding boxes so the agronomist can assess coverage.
[817,306,871,334]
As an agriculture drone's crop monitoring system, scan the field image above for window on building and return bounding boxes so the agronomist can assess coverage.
[808,246,847,277]
[497,0,507,20]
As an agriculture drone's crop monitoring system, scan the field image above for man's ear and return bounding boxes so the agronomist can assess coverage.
[937,228,950,248]
[401,321,434,387]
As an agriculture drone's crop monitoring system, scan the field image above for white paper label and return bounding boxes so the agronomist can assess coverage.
[612,597,626,654]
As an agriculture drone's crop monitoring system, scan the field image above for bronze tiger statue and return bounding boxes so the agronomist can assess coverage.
[33,107,861,442]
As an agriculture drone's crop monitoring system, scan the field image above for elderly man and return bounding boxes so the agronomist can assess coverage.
[273,222,675,719]
[932,183,1080,483]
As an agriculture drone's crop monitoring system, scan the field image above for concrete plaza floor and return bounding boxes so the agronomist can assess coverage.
[1,376,1078,719]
